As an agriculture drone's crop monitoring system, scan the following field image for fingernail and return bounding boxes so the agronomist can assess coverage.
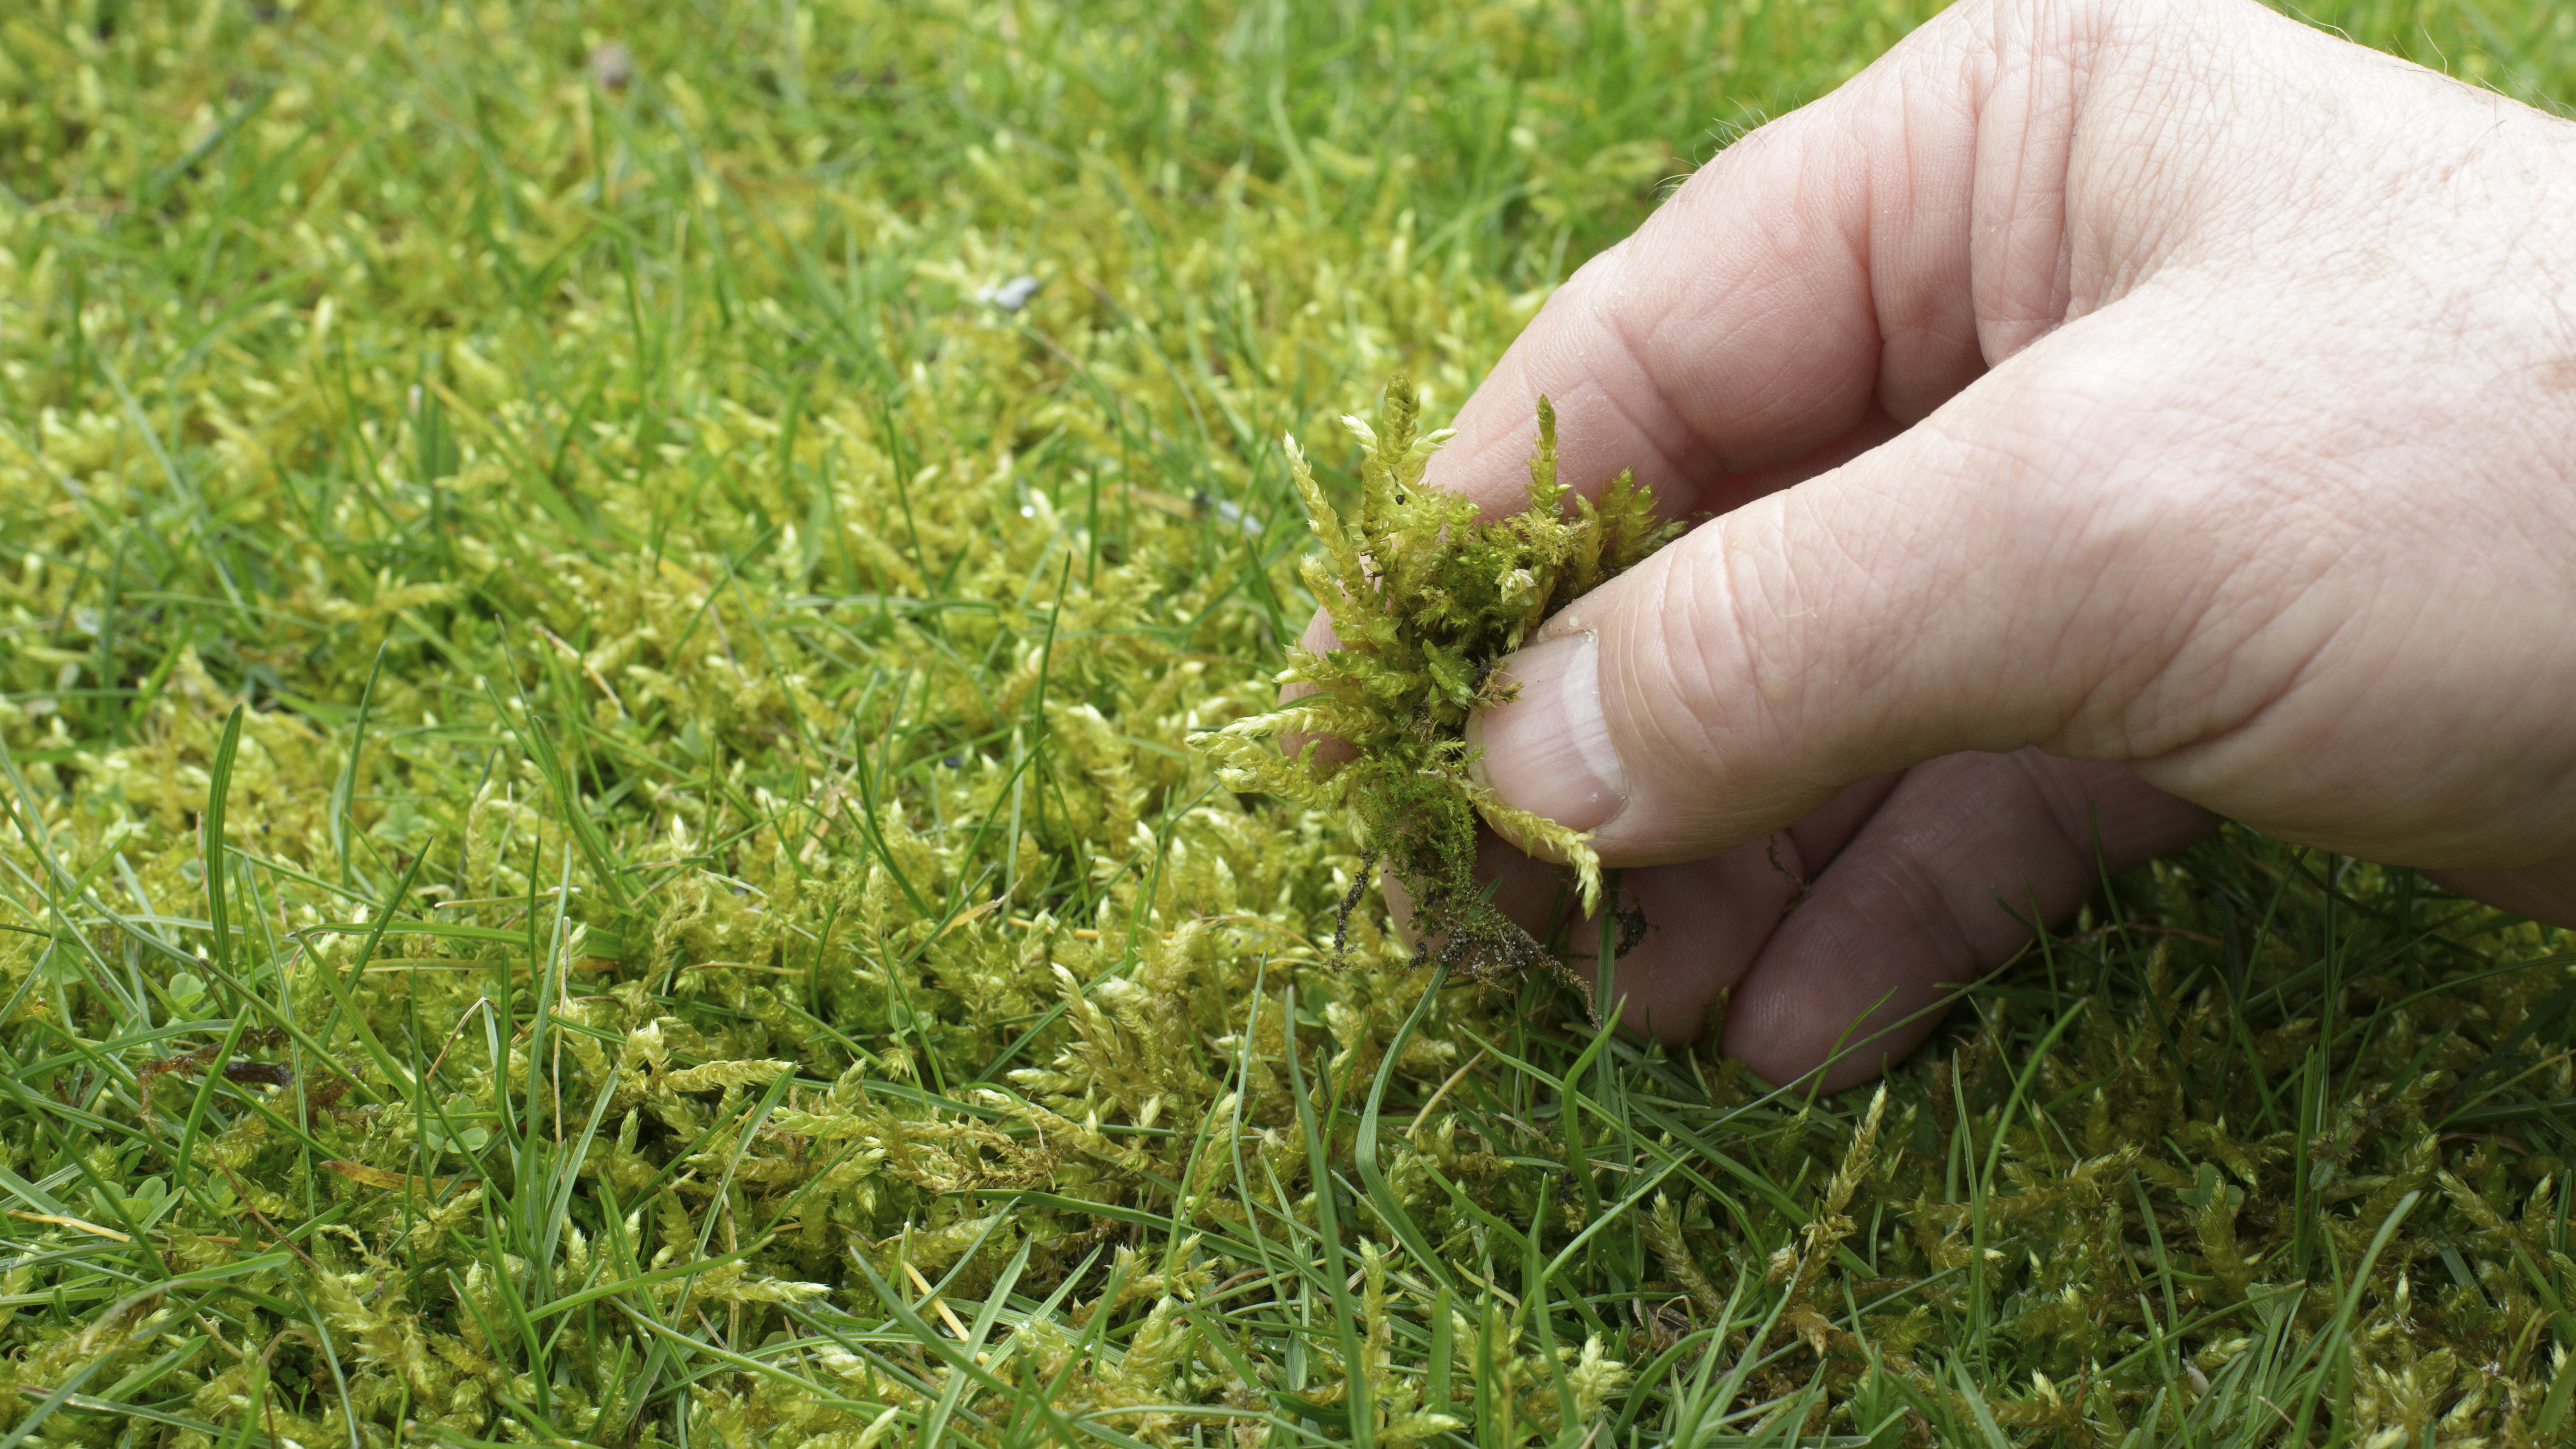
[1466,630,1626,833]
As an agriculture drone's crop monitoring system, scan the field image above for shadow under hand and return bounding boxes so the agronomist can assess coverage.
[1379,824,1810,1048]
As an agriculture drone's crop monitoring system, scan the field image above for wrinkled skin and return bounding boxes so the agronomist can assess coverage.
[1305,0,2576,1088]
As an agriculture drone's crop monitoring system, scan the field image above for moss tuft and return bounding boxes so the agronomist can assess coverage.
[1194,380,1677,982]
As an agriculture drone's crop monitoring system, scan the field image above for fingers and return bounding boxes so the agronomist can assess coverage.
[1381,827,1800,1026]
[1336,0,2365,855]
[1467,242,2576,869]
[1462,351,2205,864]
[1383,781,1896,1040]
[1438,0,2324,863]
[1417,44,1976,524]
[1587,772,1904,1046]
[1414,0,2242,523]
[1719,752,2214,1089]
[1278,611,1359,769]
[1450,750,2213,1088]
[2421,865,2576,932]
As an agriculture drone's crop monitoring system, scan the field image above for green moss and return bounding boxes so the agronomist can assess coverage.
[1195,380,1676,982]
[2,2,2576,1446]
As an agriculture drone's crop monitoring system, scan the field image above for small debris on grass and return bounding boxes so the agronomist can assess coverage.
[976,274,1045,313]
[587,40,635,91]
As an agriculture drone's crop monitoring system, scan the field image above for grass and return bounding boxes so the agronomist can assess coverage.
[1,0,2575,1446]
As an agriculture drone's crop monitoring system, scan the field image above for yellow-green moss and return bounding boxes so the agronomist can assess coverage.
[1196,382,1676,982]
[2,2,2575,1446]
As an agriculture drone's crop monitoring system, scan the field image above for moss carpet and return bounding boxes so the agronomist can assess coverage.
[4,1,2576,1445]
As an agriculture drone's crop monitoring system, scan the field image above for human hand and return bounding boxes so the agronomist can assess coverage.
[1339,0,2576,1087]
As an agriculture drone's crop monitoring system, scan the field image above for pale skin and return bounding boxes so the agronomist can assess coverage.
[1303,0,2576,1089]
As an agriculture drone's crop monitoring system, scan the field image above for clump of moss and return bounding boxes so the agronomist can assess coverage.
[1194,378,1679,979]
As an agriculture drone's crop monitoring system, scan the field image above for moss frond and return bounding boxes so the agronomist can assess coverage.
[1196,380,1679,977]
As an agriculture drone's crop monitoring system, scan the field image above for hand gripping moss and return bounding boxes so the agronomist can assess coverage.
[1191,378,1679,984]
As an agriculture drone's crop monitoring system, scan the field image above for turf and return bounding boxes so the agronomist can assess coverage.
[2,1,2575,1445]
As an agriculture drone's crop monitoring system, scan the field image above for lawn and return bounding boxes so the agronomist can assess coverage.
[4,1,2576,1445]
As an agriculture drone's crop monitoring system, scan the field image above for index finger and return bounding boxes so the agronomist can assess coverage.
[1420,0,2090,520]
